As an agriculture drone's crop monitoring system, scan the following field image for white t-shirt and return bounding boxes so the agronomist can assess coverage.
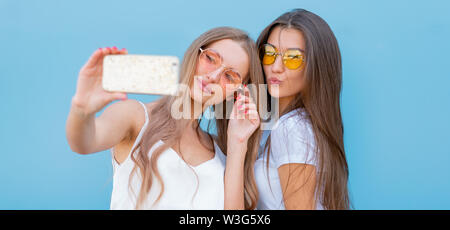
[254,108,324,210]
[110,101,225,210]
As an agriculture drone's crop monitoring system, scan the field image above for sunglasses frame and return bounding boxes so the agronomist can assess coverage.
[262,43,306,70]
[198,47,243,84]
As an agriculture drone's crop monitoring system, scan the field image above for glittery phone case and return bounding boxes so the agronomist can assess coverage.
[102,54,179,95]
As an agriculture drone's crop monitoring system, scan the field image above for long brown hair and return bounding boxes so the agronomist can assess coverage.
[129,27,263,209]
[256,9,351,209]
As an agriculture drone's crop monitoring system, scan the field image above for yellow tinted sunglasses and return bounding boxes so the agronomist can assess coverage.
[262,44,305,70]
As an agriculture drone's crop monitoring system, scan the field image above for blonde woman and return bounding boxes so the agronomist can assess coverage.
[66,27,263,209]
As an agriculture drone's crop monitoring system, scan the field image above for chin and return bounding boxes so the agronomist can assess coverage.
[190,88,206,104]
[268,84,282,98]
[190,89,218,107]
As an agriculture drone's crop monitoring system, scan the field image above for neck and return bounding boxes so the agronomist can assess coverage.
[178,99,211,146]
[182,98,210,134]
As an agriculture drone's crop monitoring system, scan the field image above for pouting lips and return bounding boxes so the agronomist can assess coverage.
[268,77,282,85]
[197,78,213,94]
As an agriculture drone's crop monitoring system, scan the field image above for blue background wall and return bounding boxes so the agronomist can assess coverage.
[1,0,449,209]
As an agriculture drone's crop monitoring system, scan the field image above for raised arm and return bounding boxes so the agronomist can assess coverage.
[224,86,260,209]
[65,47,139,155]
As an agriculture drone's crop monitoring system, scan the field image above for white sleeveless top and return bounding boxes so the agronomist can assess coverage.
[110,101,225,210]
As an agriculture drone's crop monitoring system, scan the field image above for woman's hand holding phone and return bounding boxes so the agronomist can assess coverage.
[72,47,128,116]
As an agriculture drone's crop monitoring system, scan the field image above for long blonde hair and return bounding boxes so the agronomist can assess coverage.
[129,27,264,209]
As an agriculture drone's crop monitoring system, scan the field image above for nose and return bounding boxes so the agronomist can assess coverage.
[205,65,224,82]
[271,55,284,74]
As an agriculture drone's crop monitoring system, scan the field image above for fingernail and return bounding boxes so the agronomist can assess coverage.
[112,46,117,50]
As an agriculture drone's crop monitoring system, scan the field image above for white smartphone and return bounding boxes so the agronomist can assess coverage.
[102,54,179,95]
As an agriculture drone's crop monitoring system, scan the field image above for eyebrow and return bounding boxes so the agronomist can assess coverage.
[267,42,305,53]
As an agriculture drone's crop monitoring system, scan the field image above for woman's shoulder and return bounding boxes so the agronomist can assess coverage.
[270,108,317,166]
[114,99,157,140]
[273,108,314,138]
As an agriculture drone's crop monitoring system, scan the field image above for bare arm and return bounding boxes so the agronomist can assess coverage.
[224,86,260,210]
[65,47,138,155]
[66,98,140,154]
[278,163,317,210]
[224,142,247,209]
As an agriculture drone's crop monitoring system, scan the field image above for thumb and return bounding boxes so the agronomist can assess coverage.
[108,92,128,102]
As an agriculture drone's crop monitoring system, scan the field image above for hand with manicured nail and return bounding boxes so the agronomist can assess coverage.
[227,85,261,146]
[72,47,129,116]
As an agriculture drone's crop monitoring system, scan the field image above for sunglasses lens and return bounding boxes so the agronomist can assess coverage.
[283,49,304,69]
[263,45,276,65]
[199,48,242,87]
[220,70,242,85]
[263,54,276,65]
[199,49,222,74]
